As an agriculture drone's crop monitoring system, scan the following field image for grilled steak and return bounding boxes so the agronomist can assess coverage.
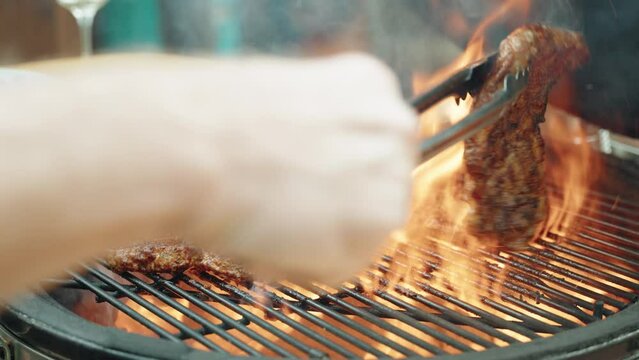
[105,240,252,285]
[461,24,589,249]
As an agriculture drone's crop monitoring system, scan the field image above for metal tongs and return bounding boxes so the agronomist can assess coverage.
[411,53,530,162]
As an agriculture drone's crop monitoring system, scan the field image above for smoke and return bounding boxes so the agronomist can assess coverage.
[116,0,596,100]
[534,0,583,31]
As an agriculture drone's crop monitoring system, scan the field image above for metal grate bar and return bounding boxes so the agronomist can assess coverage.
[319,288,456,355]
[44,174,639,359]
[480,297,571,333]
[418,253,590,327]
[496,289,584,328]
[574,232,639,259]
[391,285,536,340]
[420,242,608,321]
[336,286,485,351]
[68,272,184,343]
[535,249,639,292]
[580,200,639,223]
[369,287,519,344]
[82,267,239,354]
[540,237,639,279]
[218,277,393,358]
[499,276,598,324]
[580,187,639,207]
[558,236,639,268]
[171,275,327,358]
[267,294,390,357]
[486,251,626,310]
[548,184,639,211]
[415,280,569,333]
[504,267,614,314]
[141,274,295,358]
[546,182,639,204]
[548,187,639,217]
[584,189,639,209]
[582,226,639,251]
[311,277,549,334]
[506,251,636,302]
[278,285,420,357]
[574,209,639,230]
[568,211,639,236]
[545,192,639,230]
[431,259,591,327]
[192,274,349,359]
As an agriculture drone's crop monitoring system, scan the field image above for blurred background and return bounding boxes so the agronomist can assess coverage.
[0,0,583,84]
[0,0,636,137]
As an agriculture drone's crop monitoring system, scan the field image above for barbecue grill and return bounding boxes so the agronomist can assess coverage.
[1,65,639,360]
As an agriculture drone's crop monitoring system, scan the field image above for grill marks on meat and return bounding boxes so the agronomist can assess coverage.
[462,24,589,249]
[105,240,252,285]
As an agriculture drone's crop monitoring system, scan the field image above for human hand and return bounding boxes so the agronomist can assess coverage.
[180,53,418,285]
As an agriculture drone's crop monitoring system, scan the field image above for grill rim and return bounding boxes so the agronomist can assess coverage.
[1,292,638,360]
[0,294,199,360]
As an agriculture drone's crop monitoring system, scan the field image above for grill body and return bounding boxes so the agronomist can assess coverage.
[1,296,638,359]
[1,64,639,358]
[0,148,638,359]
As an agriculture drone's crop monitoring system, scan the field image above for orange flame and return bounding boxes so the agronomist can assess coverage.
[98,1,608,357]
[397,0,601,306]
[414,0,532,96]
[395,0,535,306]
[542,107,602,236]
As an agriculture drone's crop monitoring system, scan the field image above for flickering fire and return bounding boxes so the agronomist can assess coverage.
[390,0,535,307]
[105,69,604,356]
[383,0,603,311]
[542,107,602,236]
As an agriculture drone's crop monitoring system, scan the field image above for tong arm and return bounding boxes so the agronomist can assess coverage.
[418,71,529,162]
[410,53,497,113]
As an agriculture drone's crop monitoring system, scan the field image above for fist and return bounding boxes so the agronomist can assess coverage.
[183,53,418,285]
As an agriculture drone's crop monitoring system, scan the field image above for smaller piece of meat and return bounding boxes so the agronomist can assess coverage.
[105,241,202,273]
[195,253,254,287]
[105,240,253,285]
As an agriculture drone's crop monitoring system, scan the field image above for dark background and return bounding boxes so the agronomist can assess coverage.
[572,0,639,138]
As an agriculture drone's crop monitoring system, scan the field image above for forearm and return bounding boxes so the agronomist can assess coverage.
[0,63,220,298]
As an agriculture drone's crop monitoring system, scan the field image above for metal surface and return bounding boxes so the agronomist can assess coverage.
[410,53,497,113]
[0,168,633,359]
[411,53,530,162]
[417,72,528,162]
[1,57,638,359]
[0,325,54,360]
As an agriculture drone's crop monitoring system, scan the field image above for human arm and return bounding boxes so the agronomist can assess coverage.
[0,53,417,298]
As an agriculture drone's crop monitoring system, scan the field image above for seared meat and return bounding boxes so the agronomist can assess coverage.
[106,241,202,273]
[196,253,253,286]
[105,240,252,285]
[462,24,589,249]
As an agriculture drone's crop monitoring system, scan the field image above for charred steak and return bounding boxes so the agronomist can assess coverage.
[462,24,589,249]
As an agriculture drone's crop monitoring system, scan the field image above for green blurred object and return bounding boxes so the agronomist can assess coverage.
[212,0,241,54]
[95,0,161,51]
